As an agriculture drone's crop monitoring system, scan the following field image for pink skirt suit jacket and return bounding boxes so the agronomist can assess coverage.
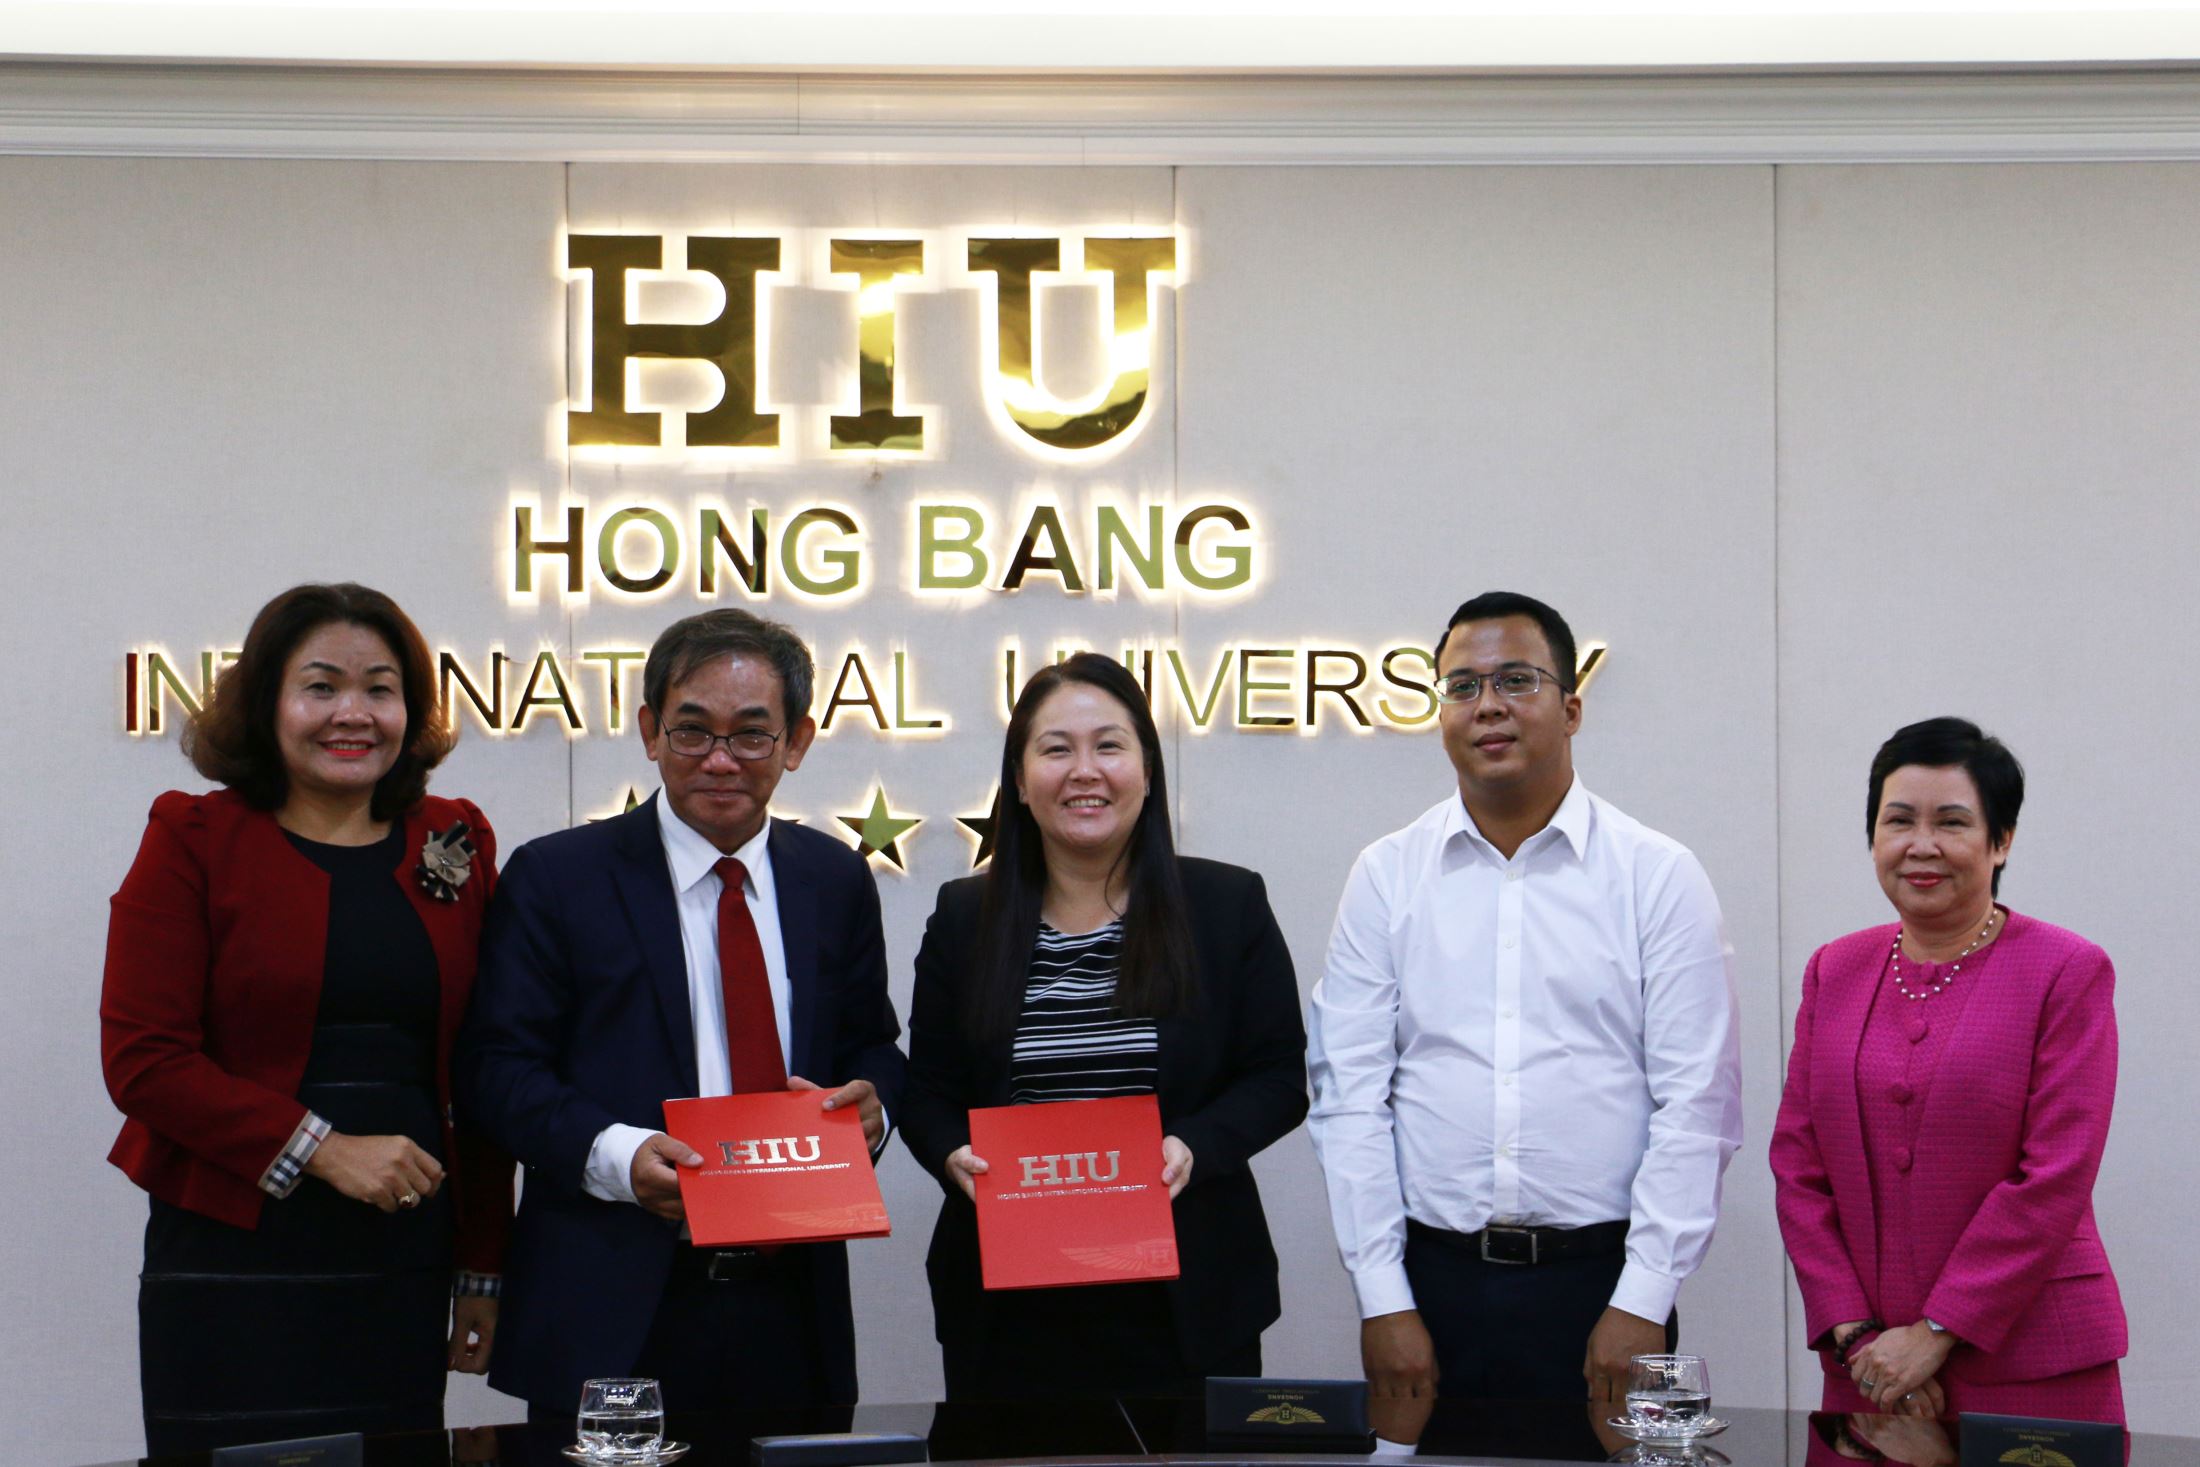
[1771,909,2126,1416]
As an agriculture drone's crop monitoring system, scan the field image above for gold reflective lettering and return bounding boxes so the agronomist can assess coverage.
[581,649,646,733]
[1002,504,1084,593]
[781,508,861,597]
[968,235,1176,453]
[1377,647,1439,727]
[1120,647,1156,703]
[828,238,926,452]
[1575,640,1609,693]
[1165,648,1231,730]
[1306,649,1372,728]
[440,649,510,733]
[514,650,581,733]
[143,651,206,735]
[514,505,586,595]
[1095,504,1165,592]
[1174,504,1252,591]
[917,505,988,590]
[597,507,679,595]
[891,651,946,731]
[699,507,769,596]
[566,233,780,450]
[821,652,887,732]
[1235,648,1294,728]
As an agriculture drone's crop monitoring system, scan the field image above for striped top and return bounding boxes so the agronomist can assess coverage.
[1006,920,1160,1104]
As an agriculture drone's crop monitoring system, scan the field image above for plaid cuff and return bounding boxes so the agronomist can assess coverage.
[259,1112,330,1198]
[453,1271,501,1299]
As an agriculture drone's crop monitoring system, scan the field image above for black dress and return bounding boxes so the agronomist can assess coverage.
[138,823,451,1455]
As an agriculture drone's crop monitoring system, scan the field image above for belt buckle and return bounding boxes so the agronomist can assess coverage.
[705,1247,760,1281]
[1480,1225,1539,1265]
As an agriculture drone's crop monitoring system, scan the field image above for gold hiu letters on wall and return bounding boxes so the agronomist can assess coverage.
[566,230,1180,457]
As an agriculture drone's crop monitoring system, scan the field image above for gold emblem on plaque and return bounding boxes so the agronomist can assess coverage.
[1247,1403,1327,1426]
[1996,1448,2076,1467]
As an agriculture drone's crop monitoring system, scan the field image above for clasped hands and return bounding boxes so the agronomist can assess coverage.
[301,1131,496,1374]
[630,1076,884,1223]
[1834,1319,1956,1416]
[942,1135,1194,1202]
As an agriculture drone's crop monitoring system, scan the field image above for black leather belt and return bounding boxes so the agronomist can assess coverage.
[1407,1218,1629,1266]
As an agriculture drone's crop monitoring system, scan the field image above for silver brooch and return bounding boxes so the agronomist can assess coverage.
[415,822,475,903]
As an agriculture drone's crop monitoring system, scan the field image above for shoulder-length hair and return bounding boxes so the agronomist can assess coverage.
[182,582,454,821]
[967,652,1199,1045]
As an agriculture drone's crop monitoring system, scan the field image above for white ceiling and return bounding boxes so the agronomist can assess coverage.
[6,2,2200,71]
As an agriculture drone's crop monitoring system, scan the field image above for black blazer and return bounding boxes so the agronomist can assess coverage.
[457,795,907,1409]
[898,857,1308,1371]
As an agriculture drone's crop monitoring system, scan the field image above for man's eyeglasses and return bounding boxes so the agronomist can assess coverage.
[661,725,785,761]
[1433,665,1569,705]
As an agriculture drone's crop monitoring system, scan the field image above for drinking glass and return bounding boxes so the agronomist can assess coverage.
[1625,1353,1712,1434]
[577,1377,664,1461]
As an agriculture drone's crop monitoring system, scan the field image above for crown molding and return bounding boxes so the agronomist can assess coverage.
[11,64,2200,165]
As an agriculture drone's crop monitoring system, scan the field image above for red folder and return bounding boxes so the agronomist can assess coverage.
[967,1094,1179,1290]
[662,1092,890,1248]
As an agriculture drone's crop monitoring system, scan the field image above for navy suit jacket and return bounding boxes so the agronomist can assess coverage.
[457,795,906,1408]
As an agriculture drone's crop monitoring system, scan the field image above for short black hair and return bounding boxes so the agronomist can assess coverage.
[1867,717,2025,895]
[1434,591,1579,691]
[642,609,814,731]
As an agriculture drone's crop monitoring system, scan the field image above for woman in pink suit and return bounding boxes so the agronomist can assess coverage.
[1772,717,2126,1425]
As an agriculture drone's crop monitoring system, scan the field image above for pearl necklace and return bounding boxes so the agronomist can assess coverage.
[1890,908,2002,1002]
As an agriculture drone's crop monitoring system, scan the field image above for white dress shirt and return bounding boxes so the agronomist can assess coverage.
[1306,778,1743,1325]
[582,801,792,1204]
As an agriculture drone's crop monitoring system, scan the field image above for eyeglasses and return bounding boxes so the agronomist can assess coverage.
[660,725,785,761]
[1433,664,1568,705]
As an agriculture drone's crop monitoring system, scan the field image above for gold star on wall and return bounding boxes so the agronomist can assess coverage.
[588,786,646,823]
[838,787,922,871]
[957,785,1002,870]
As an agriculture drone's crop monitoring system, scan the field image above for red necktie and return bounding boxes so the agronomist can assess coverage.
[714,857,786,1094]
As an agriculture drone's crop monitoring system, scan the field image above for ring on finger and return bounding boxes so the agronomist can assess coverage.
[1859,1377,1878,1393]
[398,1191,420,1209]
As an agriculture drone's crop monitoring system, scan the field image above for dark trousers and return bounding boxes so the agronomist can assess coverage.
[642,1246,832,1410]
[525,1245,833,1424]
[942,1280,1262,1402]
[1403,1221,1678,1401]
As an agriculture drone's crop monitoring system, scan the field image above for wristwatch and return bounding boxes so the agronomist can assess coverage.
[1925,1318,1949,1335]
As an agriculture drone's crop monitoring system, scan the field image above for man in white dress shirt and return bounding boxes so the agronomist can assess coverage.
[461,609,907,1417]
[1307,591,1742,1405]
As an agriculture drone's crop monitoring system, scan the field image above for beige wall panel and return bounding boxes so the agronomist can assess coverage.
[0,156,568,1463]
[1170,165,1786,1404]
[1775,162,2199,1432]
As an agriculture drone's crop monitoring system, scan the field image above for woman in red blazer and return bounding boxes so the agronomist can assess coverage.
[1772,718,2126,1426]
[101,582,511,1456]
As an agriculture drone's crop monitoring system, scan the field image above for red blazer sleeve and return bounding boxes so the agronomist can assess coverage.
[447,800,514,1275]
[100,794,310,1188]
[1771,945,1875,1347]
[1922,943,2118,1352]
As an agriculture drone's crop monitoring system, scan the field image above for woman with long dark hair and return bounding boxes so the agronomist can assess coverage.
[101,583,510,1454]
[900,652,1307,1400]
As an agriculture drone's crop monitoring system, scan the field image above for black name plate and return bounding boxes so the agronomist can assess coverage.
[1959,1413,2123,1467]
[210,1433,363,1467]
[752,1430,929,1467]
[1206,1377,1370,1441]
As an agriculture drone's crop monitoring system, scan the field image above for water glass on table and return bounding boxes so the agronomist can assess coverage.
[1625,1353,1711,1433]
[577,1377,665,1461]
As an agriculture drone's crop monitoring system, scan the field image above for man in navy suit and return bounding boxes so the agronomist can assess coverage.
[459,609,907,1417]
